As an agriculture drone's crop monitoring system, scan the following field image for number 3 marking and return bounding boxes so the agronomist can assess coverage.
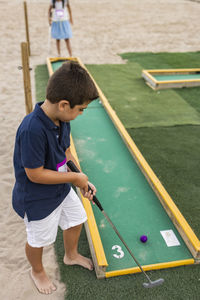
[112,245,124,259]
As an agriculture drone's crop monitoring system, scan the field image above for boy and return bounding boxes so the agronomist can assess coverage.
[12,61,99,295]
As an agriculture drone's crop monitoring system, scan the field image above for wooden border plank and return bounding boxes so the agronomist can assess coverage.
[23,1,31,56]
[142,68,200,90]
[105,259,195,278]
[21,42,33,114]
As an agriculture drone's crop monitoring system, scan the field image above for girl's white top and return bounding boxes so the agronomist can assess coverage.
[52,0,69,22]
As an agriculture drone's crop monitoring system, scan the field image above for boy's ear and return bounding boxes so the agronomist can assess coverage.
[59,100,70,111]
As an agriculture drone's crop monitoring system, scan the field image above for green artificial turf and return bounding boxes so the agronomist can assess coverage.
[120,52,200,69]
[128,125,200,238]
[54,227,200,300]
[120,52,200,114]
[34,53,200,299]
[86,63,200,128]
[35,64,49,101]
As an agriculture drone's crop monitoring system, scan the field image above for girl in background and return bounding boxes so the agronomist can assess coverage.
[48,0,73,57]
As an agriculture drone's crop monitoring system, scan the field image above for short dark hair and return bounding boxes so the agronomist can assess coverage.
[46,61,99,108]
[52,0,64,8]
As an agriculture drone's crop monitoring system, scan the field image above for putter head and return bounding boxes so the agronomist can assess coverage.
[143,278,164,288]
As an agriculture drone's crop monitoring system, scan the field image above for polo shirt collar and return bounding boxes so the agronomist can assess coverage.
[34,101,61,130]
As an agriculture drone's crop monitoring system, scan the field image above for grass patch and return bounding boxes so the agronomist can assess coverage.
[55,227,200,300]
[120,52,200,69]
[86,63,200,128]
[120,52,200,114]
[128,125,200,237]
[35,64,49,101]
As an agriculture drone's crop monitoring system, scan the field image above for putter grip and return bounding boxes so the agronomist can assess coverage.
[67,160,103,211]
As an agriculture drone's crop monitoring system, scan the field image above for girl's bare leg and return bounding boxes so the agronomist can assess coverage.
[25,242,56,294]
[64,39,72,57]
[56,39,61,56]
[63,224,93,270]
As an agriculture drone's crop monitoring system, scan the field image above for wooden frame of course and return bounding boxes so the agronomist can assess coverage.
[47,57,200,278]
[142,68,200,90]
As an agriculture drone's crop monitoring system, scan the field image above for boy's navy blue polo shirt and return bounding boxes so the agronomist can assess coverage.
[12,102,71,221]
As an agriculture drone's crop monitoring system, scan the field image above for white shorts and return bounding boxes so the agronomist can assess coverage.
[24,188,87,248]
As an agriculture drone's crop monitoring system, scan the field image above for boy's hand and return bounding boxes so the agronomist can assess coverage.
[72,172,88,190]
[66,160,96,202]
[81,181,96,202]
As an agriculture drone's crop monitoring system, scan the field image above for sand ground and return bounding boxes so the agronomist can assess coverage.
[0,0,200,298]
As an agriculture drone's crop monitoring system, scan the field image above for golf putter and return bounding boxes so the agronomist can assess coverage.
[67,160,164,288]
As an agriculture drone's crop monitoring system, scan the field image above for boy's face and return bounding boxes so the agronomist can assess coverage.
[58,100,89,122]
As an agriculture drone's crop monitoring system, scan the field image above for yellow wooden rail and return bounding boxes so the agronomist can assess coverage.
[142,68,200,85]
[106,258,195,278]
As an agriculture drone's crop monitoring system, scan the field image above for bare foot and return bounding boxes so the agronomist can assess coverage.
[63,254,93,270]
[30,269,57,295]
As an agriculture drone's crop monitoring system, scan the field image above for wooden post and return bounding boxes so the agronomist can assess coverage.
[21,42,33,115]
[23,1,31,56]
